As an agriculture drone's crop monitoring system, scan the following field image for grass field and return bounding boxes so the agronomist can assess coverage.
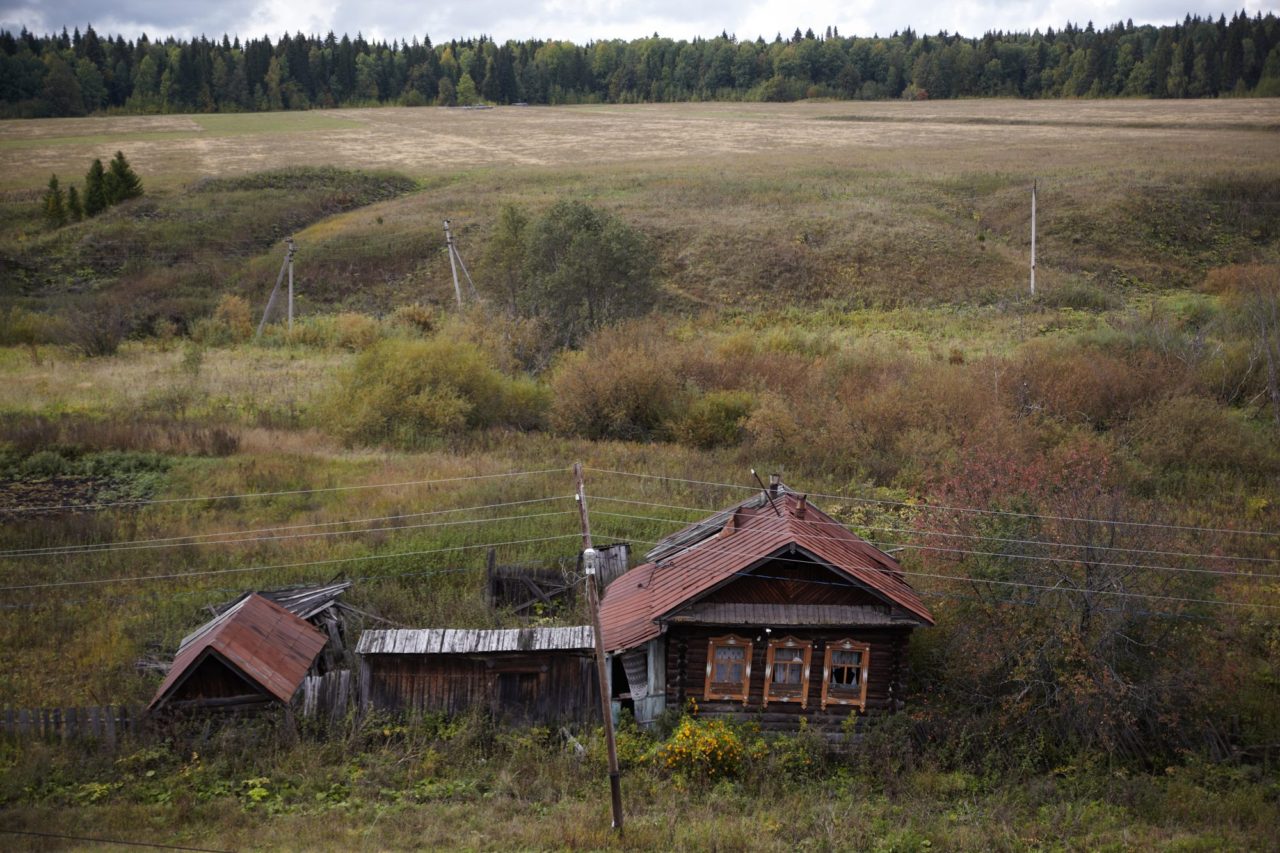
[2,99,1279,850]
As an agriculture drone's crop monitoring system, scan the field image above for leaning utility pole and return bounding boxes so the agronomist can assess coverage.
[256,237,298,339]
[574,462,624,833]
[1030,180,1037,297]
[443,219,479,308]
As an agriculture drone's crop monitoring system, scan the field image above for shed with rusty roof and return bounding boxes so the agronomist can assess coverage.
[149,593,329,712]
[355,626,599,725]
[599,481,933,731]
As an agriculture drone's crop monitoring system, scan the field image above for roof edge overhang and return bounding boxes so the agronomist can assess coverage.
[653,542,932,627]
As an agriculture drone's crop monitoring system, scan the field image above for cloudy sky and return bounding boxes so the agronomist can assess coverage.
[3,0,1277,44]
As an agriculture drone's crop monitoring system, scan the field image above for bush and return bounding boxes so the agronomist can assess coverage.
[548,332,682,441]
[61,299,132,357]
[669,389,756,449]
[656,716,744,783]
[320,337,548,447]
[191,294,254,346]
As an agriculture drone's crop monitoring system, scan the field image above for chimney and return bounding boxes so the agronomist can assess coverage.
[769,473,781,495]
[795,494,807,519]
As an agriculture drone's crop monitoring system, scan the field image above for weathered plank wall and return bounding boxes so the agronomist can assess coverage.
[361,652,599,726]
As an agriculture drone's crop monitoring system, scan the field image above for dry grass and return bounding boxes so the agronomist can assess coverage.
[2,100,1276,191]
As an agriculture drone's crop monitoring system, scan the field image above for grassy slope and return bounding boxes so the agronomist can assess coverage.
[1,100,1278,848]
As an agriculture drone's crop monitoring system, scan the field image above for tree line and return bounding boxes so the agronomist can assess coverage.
[2,13,1278,118]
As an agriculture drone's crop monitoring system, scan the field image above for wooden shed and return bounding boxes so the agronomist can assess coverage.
[599,482,933,732]
[356,626,598,725]
[149,594,328,712]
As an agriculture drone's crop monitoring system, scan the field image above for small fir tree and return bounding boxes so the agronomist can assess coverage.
[84,158,107,216]
[42,174,66,228]
[66,185,83,221]
[103,150,143,205]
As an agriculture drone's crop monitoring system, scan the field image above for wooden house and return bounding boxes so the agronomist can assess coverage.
[356,626,598,725]
[148,594,328,712]
[599,482,934,731]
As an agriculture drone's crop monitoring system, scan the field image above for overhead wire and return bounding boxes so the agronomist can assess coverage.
[4,466,570,514]
[589,496,1280,569]
[590,528,1280,613]
[0,532,582,592]
[0,504,576,559]
[582,467,1280,538]
[590,507,1280,581]
[0,494,572,558]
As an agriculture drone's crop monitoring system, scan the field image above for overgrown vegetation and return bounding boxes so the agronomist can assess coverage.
[1,101,1279,846]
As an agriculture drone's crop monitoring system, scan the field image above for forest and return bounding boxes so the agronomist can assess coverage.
[3,12,1280,119]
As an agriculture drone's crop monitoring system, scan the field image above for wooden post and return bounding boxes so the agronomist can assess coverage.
[1030,179,1037,297]
[575,462,624,832]
[444,219,463,307]
[286,237,296,332]
[256,239,294,339]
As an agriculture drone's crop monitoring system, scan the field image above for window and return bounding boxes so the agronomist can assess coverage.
[821,638,871,710]
[704,635,752,704]
[764,637,813,708]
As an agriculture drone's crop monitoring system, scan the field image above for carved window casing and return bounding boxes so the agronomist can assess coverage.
[821,638,871,710]
[763,636,813,708]
[704,635,752,704]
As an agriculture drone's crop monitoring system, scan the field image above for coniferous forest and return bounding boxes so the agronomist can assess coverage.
[3,13,1279,118]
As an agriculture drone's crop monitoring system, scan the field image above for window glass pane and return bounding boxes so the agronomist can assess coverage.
[712,644,745,686]
[832,650,860,666]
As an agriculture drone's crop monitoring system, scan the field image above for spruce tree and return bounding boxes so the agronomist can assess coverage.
[66,185,83,221]
[84,158,107,216]
[104,150,143,205]
[42,174,67,228]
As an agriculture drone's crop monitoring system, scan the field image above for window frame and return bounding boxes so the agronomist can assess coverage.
[703,634,753,705]
[763,636,813,709]
[821,638,871,711]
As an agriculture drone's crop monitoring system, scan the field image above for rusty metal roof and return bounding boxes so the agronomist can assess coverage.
[149,593,328,710]
[600,491,934,652]
[357,626,594,655]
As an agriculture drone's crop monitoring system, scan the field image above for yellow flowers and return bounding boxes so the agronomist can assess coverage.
[656,716,744,781]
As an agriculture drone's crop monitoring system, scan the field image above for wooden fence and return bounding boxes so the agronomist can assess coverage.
[1,705,141,746]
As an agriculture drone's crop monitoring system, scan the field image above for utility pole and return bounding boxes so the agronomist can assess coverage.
[444,219,463,307]
[574,462,624,833]
[256,237,296,339]
[286,237,296,332]
[1030,180,1037,297]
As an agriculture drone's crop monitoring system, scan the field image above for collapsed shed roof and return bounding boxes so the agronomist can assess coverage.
[149,593,328,710]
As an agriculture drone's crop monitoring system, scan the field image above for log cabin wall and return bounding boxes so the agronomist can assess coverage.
[665,625,912,731]
[362,651,599,726]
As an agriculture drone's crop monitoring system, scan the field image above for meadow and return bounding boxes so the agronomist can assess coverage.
[1,99,1279,849]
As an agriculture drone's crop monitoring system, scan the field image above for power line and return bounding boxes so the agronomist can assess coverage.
[0,828,229,853]
[0,533,582,592]
[590,496,1280,568]
[593,529,1280,613]
[582,467,1280,539]
[5,466,570,514]
[590,508,1279,581]
[0,507,575,561]
[0,495,571,558]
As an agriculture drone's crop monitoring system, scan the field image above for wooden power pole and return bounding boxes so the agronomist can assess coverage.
[443,220,479,308]
[574,462,624,832]
[256,237,297,339]
[1030,180,1037,297]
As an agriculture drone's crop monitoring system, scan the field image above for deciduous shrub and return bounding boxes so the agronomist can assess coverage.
[548,332,682,441]
[321,337,548,447]
[657,716,744,782]
[191,294,254,346]
[669,389,756,449]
